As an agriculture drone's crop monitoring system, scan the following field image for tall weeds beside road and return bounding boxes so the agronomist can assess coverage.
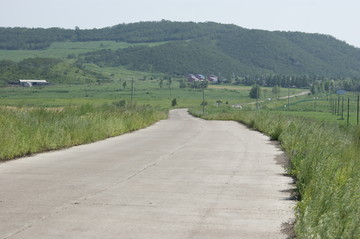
[0,103,166,161]
[190,107,360,239]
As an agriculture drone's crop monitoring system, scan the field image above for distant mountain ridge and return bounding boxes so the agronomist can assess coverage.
[1,21,360,77]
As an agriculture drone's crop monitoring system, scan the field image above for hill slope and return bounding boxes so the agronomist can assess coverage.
[0,58,103,85]
[1,21,360,77]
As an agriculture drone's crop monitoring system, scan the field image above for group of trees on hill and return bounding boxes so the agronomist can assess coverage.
[235,74,360,93]
[0,21,238,50]
[78,41,255,76]
[216,30,360,77]
[0,28,73,50]
[1,21,360,86]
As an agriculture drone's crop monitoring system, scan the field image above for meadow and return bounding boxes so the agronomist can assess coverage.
[1,66,303,162]
[0,103,166,161]
[0,74,307,163]
[0,41,167,62]
[0,72,304,109]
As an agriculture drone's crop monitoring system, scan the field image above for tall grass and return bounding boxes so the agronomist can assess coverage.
[0,103,166,161]
[190,106,360,239]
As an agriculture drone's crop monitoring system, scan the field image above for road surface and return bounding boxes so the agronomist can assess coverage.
[0,109,294,239]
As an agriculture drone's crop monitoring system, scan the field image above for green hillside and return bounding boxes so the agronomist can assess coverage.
[79,41,261,76]
[1,21,360,78]
[0,57,104,85]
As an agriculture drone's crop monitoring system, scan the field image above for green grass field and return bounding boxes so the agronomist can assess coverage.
[0,77,305,109]
[0,40,167,62]
[0,103,166,161]
[260,93,360,126]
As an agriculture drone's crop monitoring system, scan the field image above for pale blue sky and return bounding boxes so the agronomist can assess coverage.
[1,0,359,47]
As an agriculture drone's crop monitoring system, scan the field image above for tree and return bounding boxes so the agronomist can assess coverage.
[75,26,81,41]
[179,79,187,88]
[310,84,317,95]
[249,84,261,99]
[167,77,172,98]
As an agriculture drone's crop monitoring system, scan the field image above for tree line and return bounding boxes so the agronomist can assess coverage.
[0,21,236,50]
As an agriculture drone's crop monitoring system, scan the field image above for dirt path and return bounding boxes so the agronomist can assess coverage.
[0,109,294,239]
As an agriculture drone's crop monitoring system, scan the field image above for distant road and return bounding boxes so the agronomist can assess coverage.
[244,91,310,106]
[279,91,310,99]
[0,109,294,239]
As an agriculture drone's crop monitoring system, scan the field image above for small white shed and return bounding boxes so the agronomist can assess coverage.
[19,80,49,87]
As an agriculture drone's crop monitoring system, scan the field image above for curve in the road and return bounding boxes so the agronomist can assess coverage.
[0,109,294,239]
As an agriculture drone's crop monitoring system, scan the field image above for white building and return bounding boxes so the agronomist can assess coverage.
[19,80,49,87]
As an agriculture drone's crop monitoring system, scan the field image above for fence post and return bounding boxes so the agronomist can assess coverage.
[331,97,334,113]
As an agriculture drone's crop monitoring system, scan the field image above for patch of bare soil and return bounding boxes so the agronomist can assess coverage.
[282,219,296,239]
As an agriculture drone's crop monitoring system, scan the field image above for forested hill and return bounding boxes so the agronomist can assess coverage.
[0,21,239,50]
[1,21,360,77]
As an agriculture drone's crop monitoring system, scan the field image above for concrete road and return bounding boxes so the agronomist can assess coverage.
[0,109,294,239]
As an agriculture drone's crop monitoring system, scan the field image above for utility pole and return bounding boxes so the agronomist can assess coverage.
[357,95,359,125]
[131,78,134,101]
[85,78,89,97]
[347,98,350,126]
[341,97,344,120]
[168,77,172,99]
[256,84,259,110]
[202,81,205,114]
[287,87,290,109]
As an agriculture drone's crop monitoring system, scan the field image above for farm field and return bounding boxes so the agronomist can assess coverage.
[0,76,305,109]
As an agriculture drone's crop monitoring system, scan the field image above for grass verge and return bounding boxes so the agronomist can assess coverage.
[0,102,166,161]
[189,106,360,239]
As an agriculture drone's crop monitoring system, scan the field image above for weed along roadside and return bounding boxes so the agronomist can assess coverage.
[0,102,167,161]
[189,106,360,239]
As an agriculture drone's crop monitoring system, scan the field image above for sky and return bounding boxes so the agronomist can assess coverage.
[1,0,359,48]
